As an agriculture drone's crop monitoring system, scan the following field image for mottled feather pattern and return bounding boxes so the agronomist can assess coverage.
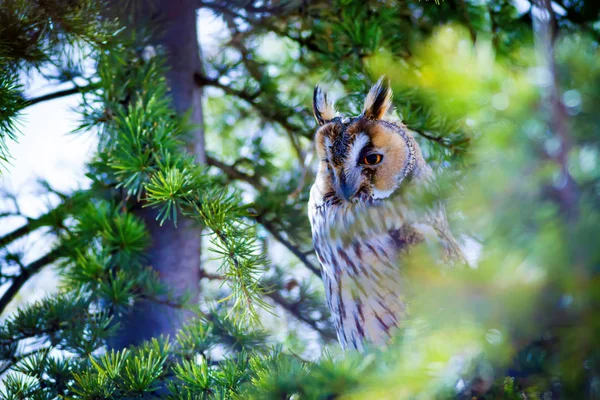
[309,197,412,350]
[309,181,462,350]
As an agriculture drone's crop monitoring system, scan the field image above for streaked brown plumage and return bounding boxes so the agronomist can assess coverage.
[308,79,464,351]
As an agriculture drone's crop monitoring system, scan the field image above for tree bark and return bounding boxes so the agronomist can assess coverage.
[107,0,205,348]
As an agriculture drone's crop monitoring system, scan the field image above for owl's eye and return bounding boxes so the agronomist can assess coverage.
[361,153,383,166]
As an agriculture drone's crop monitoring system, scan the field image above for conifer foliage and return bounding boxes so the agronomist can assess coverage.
[1,0,600,398]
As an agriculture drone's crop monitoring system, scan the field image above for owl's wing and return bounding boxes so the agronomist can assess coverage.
[388,201,467,264]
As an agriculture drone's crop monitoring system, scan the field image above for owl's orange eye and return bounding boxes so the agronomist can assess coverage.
[361,153,383,165]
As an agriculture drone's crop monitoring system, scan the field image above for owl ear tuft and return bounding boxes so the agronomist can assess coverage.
[363,77,393,120]
[313,86,336,126]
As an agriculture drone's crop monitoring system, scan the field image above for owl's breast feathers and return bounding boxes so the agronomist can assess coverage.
[308,186,463,351]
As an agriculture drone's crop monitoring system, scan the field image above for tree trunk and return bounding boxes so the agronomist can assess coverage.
[107,0,205,348]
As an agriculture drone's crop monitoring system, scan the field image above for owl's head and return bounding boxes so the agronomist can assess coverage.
[312,79,429,204]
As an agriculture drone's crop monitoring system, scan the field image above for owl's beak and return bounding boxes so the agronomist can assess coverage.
[338,171,360,201]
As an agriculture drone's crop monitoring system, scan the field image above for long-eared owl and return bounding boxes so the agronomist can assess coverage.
[308,79,464,351]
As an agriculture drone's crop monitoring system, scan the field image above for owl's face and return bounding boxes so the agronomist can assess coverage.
[312,80,418,205]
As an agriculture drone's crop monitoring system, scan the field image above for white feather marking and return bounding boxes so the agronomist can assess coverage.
[347,133,369,167]
[372,188,395,199]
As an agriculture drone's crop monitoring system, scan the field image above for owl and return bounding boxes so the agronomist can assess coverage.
[308,79,465,351]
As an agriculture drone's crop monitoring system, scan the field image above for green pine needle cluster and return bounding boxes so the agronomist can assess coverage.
[0,0,116,171]
[79,43,271,323]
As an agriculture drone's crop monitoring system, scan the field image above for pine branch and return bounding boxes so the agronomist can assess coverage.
[410,128,446,144]
[254,215,321,278]
[201,270,334,340]
[197,2,255,24]
[0,192,87,248]
[205,154,320,279]
[23,82,98,107]
[0,247,64,315]
[266,289,335,341]
[193,73,259,102]
[222,22,307,161]
[193,72,313,141]
[409,127,470,151]
[0,348,48,377]
[206,155,264,190]
[197,0,288,16]
[0,224,31,249]
[191,193,270,323]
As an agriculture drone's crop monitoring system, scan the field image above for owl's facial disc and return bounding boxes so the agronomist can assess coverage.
[317,121,412,203]
[323,131,388,202]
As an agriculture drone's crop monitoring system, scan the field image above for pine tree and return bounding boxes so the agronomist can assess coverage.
[1,0,600,398]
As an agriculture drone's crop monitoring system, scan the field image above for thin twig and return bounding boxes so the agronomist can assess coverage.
[289,149,315,200]
[266,289,335,340]
[0,192,86,249]
[203,153,319,278]
[0,247,65,315]
[193,73,259,102]
[0,224,32,249]
[409,127,470,151]
[224,19,306,163]
[206,155,264,190]
[201,270,334,340]
[254,215,321,278]
[197,0,288,17]
[193,73,313,141]
[24,82,98,107]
